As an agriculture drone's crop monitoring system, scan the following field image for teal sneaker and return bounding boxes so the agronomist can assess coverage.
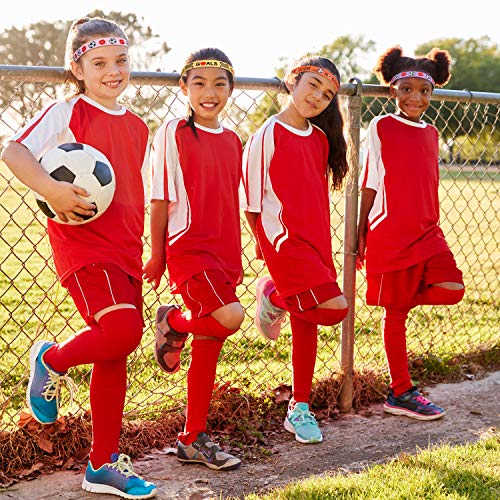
[284,402,323,444]
[27,340,75,424]
[255,276,286,340]
[82,453,157,498]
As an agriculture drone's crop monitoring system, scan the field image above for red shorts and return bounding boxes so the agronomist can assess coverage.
[177,269,239,318]
[366,251,463,309]
[282,281,343,314]
[62,262,143,325]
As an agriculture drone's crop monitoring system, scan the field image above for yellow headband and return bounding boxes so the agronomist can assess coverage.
[291,65,340,93]
[181,60,234,76]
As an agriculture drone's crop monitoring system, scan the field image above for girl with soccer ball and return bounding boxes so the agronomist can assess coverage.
[1,17,156,498]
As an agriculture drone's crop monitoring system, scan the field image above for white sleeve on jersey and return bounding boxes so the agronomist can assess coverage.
[359,116,384,192]
[11,100,75,159]
[150,119,180,202]
[240,117,276,212]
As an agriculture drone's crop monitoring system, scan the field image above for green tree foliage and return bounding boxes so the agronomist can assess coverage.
[361,36,500,163]
[241,35,377,140]
[0,10,170,134]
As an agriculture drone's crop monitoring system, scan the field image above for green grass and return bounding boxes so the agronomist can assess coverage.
[0,163,498,429]
[244,433,500,500]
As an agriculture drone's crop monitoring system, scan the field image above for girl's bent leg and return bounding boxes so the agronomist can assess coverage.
[415,282,464,306]
[44,306,143,371]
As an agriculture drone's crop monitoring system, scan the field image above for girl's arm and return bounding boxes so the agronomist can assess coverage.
[2,141,96,223]
[143,199,169,289]
[356,187,376,269]
[244,210,263,260]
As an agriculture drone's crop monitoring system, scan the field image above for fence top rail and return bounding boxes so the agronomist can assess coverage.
[1,65,499,104]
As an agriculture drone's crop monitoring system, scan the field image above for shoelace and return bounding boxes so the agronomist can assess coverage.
[109,454,142,479]
[414,395,432,405]
[290,408,317,426]
[42,371,78,407]
[262,306,286,325]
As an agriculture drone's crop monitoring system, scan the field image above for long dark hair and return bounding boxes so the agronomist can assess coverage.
[180,47,234,138]
[374,45,452,87]
[287,56,348,190]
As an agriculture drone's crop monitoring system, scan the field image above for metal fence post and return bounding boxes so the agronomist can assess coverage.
[338,78,363,412]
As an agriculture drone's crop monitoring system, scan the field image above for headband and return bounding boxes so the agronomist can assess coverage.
[389,71,435,87]
[181,60,234,76]
[73,37,128,62]
[291,65,340,93]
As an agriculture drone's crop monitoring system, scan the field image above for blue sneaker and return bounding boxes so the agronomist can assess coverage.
[384,387,446,421]
[82,453,157,498]
[284,401,323,443]
[27,340,75,424]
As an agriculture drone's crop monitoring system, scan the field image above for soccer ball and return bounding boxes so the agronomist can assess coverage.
[36,142,115,225]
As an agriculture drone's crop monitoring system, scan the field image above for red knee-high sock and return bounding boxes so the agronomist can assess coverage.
[270,290,348,326]
[294,307,348,326]
[178,338,223,445]
[416,286,464,306]
[44,308,143,372]
[290,314,318,404]
[89,357,127,468]
[383,308,412,396]
[168,309,237,340]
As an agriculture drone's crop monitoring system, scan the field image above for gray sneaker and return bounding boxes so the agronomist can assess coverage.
[176,432,241,471]
[255,276,286,340]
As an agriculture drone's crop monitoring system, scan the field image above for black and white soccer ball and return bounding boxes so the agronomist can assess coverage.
[36,142,115,225]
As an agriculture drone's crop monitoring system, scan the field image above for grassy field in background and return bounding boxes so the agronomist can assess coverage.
[1,164,498,427]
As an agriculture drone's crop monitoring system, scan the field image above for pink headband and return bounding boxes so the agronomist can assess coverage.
[73,37,128,62]
[390,71,435,87]
[291,65,340,93]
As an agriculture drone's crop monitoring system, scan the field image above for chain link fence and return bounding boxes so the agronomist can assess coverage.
[1,66,498,431]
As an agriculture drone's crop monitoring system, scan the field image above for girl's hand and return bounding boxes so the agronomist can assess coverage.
[356,235,366,271]
[142,256,166,290]
[45,181,96,223]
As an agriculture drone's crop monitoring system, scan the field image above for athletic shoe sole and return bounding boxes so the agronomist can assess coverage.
[27,340,55,425]
[82,478,157,499]
[176,455,241,471]
[383,402,446,421]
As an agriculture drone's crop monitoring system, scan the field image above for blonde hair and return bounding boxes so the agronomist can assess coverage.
[65,17,128,94]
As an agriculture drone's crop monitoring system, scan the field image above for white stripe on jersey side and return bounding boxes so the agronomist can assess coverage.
[363,116,388,230]
[204,271,225,306]
[185,280,203,318]
[255,118,289,252]
[74,271,90,319]
[102,268,117,304]
[164,119,192,245]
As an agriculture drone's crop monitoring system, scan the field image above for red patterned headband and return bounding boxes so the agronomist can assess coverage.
[291,65,340,92]
[73,37,128,62]
[389,71,435,87]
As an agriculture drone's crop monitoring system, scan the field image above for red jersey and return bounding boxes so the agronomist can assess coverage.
[360,114,450,274]
[12,95,149,282]
[241,115,337,296]
[150,118,242,291]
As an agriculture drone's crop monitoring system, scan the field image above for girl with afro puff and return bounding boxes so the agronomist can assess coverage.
[357,46,465,420]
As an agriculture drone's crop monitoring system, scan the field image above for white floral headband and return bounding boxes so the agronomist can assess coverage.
[390,71,435,87]
[73,37,128,62]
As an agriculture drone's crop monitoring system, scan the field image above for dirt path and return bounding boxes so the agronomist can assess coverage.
[2,371,499,499]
